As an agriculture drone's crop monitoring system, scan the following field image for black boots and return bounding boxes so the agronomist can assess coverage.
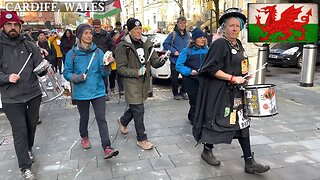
[244,154,270,173]
[201,146,221,166]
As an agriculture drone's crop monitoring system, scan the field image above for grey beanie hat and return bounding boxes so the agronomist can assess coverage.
[75,24,93,40]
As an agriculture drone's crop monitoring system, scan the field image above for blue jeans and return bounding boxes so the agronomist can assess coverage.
[75,96,111,149]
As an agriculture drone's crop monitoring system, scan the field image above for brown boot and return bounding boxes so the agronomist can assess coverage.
[201,146,220,166]
[244,153,270,173]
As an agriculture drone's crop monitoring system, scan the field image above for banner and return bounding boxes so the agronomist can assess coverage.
[93,0,121,19]
[248,3,318,43]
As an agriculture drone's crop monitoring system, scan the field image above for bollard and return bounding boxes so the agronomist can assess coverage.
[300,44,317,87]
[254,46,268,84]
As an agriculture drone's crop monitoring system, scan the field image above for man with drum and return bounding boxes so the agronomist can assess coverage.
[0,11,44,180]
[192,8,270,173]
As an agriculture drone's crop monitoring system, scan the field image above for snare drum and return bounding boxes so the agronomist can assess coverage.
[245,84,278,117]
[38,66,64,103]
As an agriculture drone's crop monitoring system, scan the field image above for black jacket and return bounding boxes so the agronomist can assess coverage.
[0,31,43,103]
[93,30,113,53]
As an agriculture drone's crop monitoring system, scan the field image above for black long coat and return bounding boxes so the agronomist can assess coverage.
[193,38,249,144]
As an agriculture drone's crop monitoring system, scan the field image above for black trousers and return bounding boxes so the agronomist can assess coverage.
[120,104,146,141]
[2,95,42,171]
[184,76,199,123]
[117,73,124,92]
[170,62,185,96]
[109,70,117,89]
[75,96,111,149]
[103,77,109,95]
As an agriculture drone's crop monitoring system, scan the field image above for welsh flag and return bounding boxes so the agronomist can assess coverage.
[248,3,318,43]
[93,0,121,19]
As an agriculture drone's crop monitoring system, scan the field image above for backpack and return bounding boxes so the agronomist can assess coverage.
[170,30,191,47]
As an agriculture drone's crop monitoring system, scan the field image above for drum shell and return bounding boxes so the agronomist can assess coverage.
[245,84,278,117]
[38,66,64,103]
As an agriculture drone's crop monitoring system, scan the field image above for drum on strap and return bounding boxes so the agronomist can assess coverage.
[34,60,64,103]
[245,84,278,117]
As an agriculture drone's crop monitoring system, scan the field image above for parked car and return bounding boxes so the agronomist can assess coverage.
[144,33,171,79]
[268,42,320,68]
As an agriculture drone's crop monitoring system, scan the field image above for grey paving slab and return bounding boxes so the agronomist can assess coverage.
[78,157,98,170]
[136,148,160,160]
[110,159,153,178]
[229,170,282,180]
[200,176,233,180]
[166,165,213,180]
[154,143,184,157]
[125,170,170,180]
[251,144,278,156]
[267,141,308,153]
[58,166,113,180]
[265,132,300,142]
[58,159,79,174]
[255,152,315,169]
[149,156,175,171]
[169,153,207,167]
[272,164,320,180]
[213,148,243,161]
[301,149,320,162]
[205,159,244,177]
[250,135,274,145]
[298,139,320,150]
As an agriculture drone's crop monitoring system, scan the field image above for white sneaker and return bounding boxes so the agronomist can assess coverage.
[22,169,35,180]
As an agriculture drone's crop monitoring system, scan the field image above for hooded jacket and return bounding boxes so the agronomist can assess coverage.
[115,34,164,104]
[0,31,43,103]
[63,43,109,100]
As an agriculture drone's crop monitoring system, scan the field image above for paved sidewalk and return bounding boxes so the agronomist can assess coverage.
[1,53,320,179]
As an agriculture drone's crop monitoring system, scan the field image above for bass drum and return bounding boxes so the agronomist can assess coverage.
[38,66,64,103]
[245,84,278,117]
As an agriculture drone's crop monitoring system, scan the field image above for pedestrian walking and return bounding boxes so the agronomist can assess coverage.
[63,23,119,159]
[36,31,57,69]
[0,11,44,180]
[114,18,167,150]
[48,30,63,74]
[193,8,270,173]
[163,16,189,100]
[60,29,76,64]
[92,19,113,101]
[176,28,208,125]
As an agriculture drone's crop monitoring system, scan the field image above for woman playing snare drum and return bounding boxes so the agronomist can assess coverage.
[192,8,270,173]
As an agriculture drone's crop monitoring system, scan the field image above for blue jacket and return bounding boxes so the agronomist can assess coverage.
[63,44,109,100]
[163,26,189,64]
[176,46,208,76]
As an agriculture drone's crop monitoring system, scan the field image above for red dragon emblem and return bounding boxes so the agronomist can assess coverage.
[255,5,312,41]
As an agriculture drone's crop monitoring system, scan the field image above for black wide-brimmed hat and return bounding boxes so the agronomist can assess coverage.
[219,7,246,26]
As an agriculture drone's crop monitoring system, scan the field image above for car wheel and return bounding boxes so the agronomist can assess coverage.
[297,56,302,68]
